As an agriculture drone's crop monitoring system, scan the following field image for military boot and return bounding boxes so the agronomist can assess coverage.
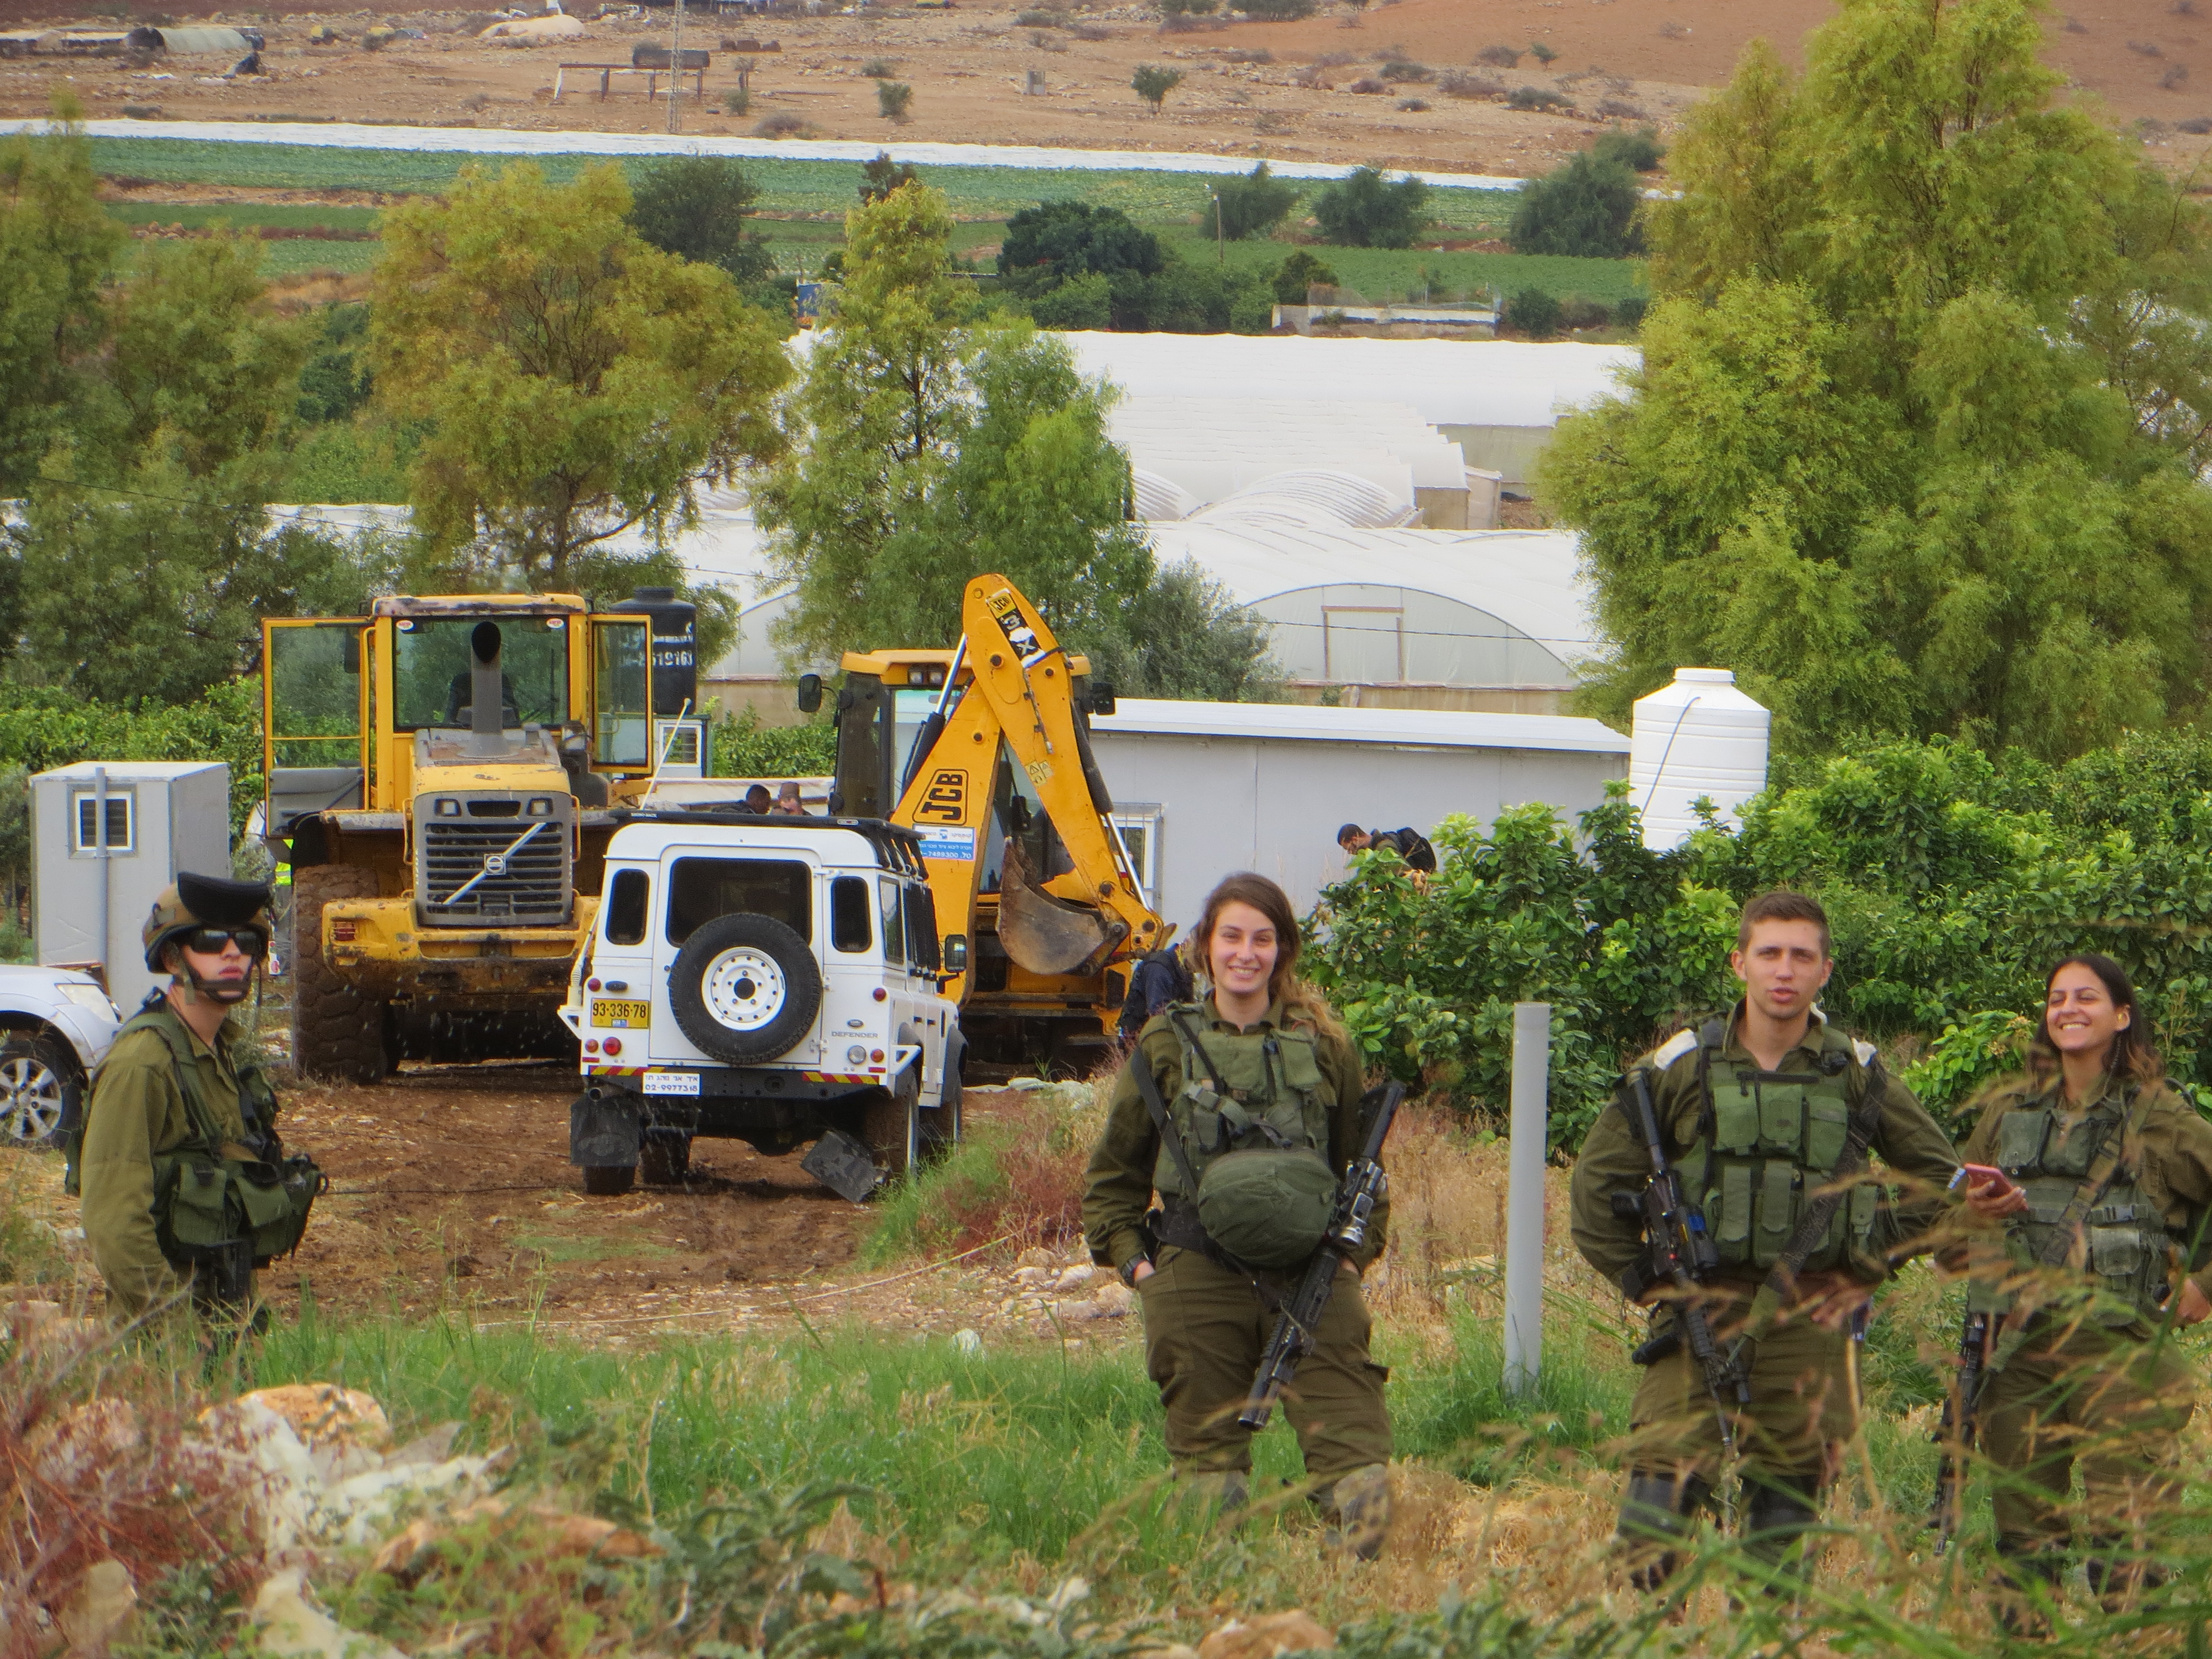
[1996,1535,2065,1636]
[1323,1464,1391,1561]
[1741,1473,1821,1587]
[1176,1468,1249,1522]
[1616,1470,1710,1593]
[2086,1536,2168,1615]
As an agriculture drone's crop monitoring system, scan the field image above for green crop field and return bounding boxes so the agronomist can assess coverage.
[105,200,385,232]
[85,135,1636,304]
[84,134,1520,228]
[1151,225,1647,305]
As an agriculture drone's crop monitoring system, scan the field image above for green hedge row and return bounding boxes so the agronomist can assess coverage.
[1304,733,2212,1149]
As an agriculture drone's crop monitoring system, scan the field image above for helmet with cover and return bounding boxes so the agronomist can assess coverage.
[143,871,273,973]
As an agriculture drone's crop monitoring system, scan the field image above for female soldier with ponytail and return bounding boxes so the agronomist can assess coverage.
[1081,872,1392,1558]
[1957,953,2212,1615]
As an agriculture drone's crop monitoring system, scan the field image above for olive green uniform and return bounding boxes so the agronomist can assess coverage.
[77,1003,255,1318]
[1956,1074,2212,1590]
[1082,997,1391,1480]
[1569,1005,1959,1575]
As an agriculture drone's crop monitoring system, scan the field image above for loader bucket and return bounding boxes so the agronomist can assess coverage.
[999,836,1126,976]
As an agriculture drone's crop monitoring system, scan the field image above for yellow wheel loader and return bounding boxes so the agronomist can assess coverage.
[805,575,1165,1073]
[262,590,701,1080]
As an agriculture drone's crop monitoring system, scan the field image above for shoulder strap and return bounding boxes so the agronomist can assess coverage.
[1168,1009,1231,1098]
[115,1008,227,1155]
[1130,1049,1205,1198]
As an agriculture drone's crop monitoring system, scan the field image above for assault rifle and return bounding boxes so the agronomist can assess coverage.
[1928,1307,1990,1554]
[1239,1081,1404,1432]
[1609,1067,1751,1452]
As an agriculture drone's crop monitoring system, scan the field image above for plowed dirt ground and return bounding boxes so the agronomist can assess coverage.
[6,1067,1099,1350]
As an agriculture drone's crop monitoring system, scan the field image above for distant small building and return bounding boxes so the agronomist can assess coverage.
[1084,699,1627,927]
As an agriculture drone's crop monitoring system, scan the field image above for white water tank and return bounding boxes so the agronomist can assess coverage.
[1629,668,1770,849]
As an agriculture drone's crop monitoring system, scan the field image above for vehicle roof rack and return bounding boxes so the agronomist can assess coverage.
[606,806,926,873]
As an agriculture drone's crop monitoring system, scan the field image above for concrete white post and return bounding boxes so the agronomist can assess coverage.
[1503,1000,1551,1397]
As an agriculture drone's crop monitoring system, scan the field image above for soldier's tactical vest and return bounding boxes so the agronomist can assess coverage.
[1991,1086,2171,1329]
[1668,1019,1882,1276]
[67,1006,323,1271]
[1151,1005,1339,1271]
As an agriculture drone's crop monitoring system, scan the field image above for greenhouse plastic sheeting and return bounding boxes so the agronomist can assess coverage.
[2,117,1531,191]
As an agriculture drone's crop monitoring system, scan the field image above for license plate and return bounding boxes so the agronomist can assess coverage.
[591,998,651,1027]
[643,1071,700,1096]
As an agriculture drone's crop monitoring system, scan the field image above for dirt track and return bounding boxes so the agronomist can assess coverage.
[8,1066,1110,1348]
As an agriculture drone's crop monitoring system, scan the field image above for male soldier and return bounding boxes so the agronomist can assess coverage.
[74,872,320,1322]
[1334,823,1437,875]
[1569,890,1959,1585]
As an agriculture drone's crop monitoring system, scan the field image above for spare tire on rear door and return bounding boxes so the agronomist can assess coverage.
[669,912,823,1065]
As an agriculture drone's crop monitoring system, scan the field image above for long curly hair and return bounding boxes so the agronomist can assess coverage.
[1192,872,1347,1045]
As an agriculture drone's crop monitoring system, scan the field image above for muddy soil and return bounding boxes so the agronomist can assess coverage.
[8,1067,1121,1351]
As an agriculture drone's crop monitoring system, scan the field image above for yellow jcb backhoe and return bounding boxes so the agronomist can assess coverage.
[805,575,1165,1073]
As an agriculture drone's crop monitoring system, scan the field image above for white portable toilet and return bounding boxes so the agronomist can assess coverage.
[1630,668,1770,850]
[31,761,232,1010]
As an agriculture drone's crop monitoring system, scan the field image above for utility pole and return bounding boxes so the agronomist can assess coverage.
[1211,186,1223,267]
[667,0,684,133]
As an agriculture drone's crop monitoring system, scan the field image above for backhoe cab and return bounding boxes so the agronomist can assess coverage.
[813,577,1163,1073]
[263,590,703,1079]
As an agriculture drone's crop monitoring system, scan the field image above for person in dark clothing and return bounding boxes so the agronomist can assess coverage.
[1117,937,1195,1040]
[1336,824,1437,874]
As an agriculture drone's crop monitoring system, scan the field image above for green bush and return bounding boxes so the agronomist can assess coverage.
[1130,62,1183,114]
[709,707,834,779]
[1207,160,1300,240]
[1270,248,1340,304]
[876,80,913,121]
[626,153,776,284]
[1506,84,1571,111]
[1592,124,1665,170]
[1312,165,1430,249]
[1239,0,1316,18]
[1499,287,1561,336]
[1613,293,1648,327]
[1508,150,1644,258]
[1306,732,2212,1144]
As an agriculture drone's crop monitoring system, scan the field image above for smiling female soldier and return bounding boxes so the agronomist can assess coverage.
[1080,872,1392,1558]
[1957,953,2212,1616]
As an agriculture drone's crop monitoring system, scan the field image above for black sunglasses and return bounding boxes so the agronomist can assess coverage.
[186,927,269,959]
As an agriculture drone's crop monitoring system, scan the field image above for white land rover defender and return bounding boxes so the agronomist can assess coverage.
[560,808,964,1199]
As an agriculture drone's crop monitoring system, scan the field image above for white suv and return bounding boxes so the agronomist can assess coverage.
[560,809,963,1197]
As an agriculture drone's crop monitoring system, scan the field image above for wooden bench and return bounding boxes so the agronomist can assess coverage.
[553,60,708,101]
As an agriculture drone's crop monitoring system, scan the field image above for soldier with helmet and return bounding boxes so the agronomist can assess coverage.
[1954,952,2212,1618]
[1081,870,1394,1558]
[71,872,323,1321]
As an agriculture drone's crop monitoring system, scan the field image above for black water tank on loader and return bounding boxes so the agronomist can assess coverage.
[612,587,698,718]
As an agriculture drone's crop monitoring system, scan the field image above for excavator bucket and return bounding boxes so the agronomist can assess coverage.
[999,837,1127,976]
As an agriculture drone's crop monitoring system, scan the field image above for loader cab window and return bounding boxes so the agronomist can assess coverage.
[665,857,811,946]
[604,869,649,946]
[830,875,872,953]
[891,689,939,795]
[394,616,571,731]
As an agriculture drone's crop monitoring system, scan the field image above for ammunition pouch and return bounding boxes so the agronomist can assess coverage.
[155,1148,325,1272]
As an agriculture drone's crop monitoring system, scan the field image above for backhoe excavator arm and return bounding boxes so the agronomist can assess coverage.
[890,577,1162,1001]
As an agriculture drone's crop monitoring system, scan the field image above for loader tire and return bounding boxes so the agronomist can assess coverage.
[291,864,388,1083]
